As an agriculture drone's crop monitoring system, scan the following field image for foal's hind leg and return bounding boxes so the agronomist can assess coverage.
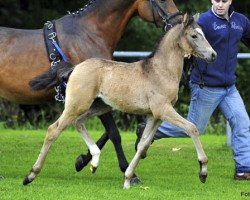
[23,112,72,185]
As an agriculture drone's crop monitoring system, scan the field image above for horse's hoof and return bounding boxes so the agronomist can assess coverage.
[90,164,98,174]
[130,176,142,184]
[199,173,207,183]
[23,176,32,186]
[75,154,89,172]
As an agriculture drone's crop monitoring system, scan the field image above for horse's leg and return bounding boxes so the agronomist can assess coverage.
[74,102,141,182]
[74,115,101,173]
[124,116,161,189]
[159,105,208,183]
[75,114,121,171]
[75,110,141,182]
[75,131,109,172]
[75,101,112,172]
[23,111,72,185]
[100,112,142,183]
[99,112,130,173]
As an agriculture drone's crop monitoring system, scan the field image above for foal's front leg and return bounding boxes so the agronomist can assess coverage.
[124,116,161,189]
[160,105,208,183]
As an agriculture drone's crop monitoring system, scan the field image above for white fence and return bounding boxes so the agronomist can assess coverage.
[113,51,250,145]
[113,51,250,59]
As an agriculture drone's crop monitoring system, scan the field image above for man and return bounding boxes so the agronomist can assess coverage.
[138,0,250,180]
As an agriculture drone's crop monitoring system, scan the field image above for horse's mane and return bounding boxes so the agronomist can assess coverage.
[66,0,98,16]
[67,0,135,17]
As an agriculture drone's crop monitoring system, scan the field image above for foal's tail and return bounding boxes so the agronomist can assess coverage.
[29,61,74,90]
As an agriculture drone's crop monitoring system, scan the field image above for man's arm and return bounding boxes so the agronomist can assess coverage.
[241,15,250,48]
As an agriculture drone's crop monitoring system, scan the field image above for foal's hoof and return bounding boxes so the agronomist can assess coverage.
[75,154,89,172]
[23,176,32,186]
[199,173,207,183]
[90,164,98,174]
[198,160,208,183]
[123,179,131,189]
[130,176,142,184]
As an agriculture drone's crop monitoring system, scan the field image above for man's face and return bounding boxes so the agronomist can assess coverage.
[211,0,232,17]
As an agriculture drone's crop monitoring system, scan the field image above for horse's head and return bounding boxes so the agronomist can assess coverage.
[136,0,182,30]
[179,13,217,63]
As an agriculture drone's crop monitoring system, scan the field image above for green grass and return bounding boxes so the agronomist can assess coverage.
[0,128,249,200]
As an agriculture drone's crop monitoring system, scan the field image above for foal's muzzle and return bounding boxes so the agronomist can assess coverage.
[206,52,217,63]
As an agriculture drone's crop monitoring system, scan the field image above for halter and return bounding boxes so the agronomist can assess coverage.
[149,0,183,31]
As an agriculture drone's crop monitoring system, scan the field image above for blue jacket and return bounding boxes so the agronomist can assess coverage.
[191,7,250,87]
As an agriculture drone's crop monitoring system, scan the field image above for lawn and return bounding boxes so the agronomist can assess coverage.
[0,128,249,200]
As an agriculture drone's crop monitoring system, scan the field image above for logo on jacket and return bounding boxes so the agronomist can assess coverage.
[213,22,243,31]
[231,22,243,31]
[213,22,226,30]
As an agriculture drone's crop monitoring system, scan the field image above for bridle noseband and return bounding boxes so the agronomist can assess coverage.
[149,0,183,32]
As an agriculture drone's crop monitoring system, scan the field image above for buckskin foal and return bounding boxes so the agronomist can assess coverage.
[24,14,217,188]
[0,0,181,181]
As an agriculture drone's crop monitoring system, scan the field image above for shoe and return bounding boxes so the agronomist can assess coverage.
[234,172,250,180]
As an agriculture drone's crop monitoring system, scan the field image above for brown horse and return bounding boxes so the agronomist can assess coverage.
[0,0,181,182]
[24,13,217,188]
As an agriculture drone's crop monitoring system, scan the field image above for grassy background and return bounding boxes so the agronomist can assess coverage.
[0,128,249,200]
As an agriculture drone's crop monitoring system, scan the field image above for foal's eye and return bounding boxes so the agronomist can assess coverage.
[191,35,198,39]
[160,0,166,2]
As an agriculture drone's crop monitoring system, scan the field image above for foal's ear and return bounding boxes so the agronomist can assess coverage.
[193,13,200,22]
[182,13,190,27]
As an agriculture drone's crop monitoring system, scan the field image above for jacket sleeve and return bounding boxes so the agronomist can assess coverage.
[241,15,250,48]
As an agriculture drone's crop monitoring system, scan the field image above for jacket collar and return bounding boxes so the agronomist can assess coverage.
[211,5,234,20]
